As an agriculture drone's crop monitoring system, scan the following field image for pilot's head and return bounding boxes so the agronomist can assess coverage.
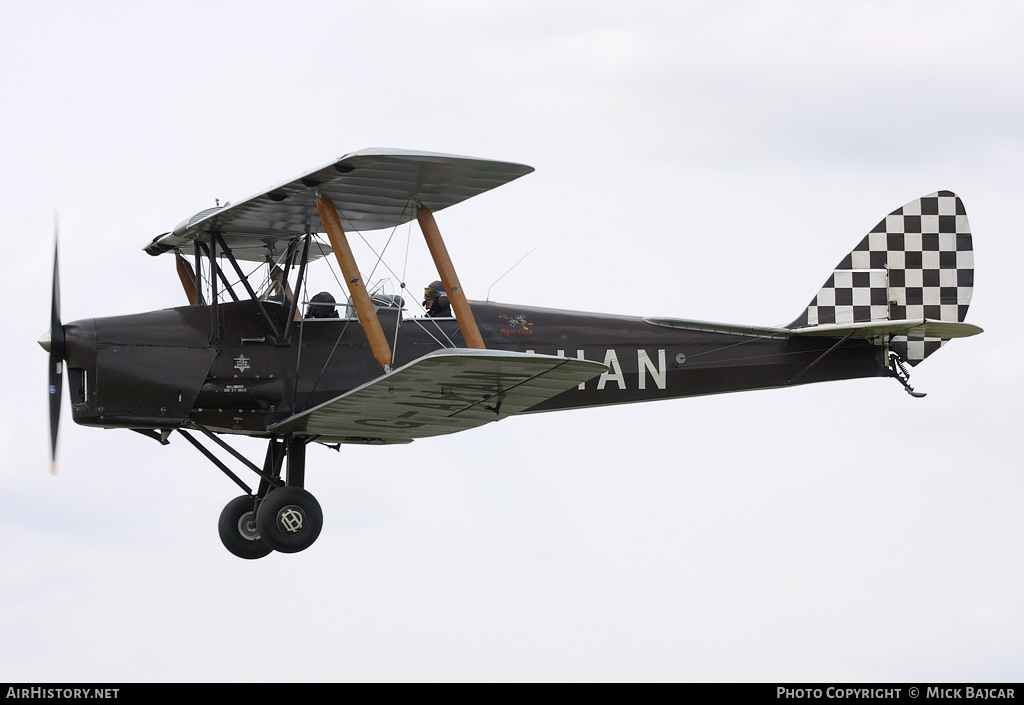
[307,291,337,318]
[423,280,444,305]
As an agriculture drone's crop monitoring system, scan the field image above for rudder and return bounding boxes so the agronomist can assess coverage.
[789,191,974,365]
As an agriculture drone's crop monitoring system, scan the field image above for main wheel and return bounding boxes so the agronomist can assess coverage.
[219,495,273,560]
[255,486,323,554]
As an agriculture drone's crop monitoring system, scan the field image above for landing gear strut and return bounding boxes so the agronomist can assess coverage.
[181,427,324,558]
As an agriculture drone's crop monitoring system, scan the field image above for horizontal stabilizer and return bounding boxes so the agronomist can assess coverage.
[645,316,983,343]
[268,349,607,444]
[789,319,983,340]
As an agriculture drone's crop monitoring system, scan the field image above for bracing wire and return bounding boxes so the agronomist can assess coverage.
[337,199,458,350]
[389,215,414,366]
[487,248,536,302]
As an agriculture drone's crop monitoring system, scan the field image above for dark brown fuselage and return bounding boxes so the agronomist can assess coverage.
[62,299,888,434]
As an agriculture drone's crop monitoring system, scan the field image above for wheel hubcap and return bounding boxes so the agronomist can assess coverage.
[276,505,306,534]
[237,511,261,541]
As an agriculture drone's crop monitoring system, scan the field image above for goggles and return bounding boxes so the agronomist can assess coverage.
[423,288,440,299]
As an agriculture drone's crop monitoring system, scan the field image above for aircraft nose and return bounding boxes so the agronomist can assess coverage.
[54,319,95,369]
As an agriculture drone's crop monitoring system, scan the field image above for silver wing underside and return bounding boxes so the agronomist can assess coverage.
[145,149,534,262]
[267,349,607,445]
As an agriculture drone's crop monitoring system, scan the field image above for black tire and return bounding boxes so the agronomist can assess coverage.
[218,495,273,560]
[255,486,323,554]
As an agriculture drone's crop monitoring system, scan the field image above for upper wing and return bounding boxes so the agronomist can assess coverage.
[267,349,607,444]
[145,149,534,262]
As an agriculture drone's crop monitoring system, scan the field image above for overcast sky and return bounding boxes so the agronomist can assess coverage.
[2,0,1021,682]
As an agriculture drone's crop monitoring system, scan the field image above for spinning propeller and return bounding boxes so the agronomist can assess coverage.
[44,223,64,474]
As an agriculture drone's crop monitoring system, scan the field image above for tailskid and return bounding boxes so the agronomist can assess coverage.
[888,352,926,398]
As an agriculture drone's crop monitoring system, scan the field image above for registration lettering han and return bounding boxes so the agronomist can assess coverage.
[597,350,626,390]
[544,349,667,391]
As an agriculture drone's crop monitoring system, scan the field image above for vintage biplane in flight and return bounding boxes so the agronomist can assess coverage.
[41,149,982,558]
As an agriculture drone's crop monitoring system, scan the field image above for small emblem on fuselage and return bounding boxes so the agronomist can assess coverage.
[233,354,251,372]
[498,314,534,336]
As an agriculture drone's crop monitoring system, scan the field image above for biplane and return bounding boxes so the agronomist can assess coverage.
[41,149,983,558]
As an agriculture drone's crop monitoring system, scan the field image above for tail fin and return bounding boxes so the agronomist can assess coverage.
[789,191,974,365]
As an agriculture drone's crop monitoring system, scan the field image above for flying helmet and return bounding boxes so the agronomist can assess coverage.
[423,280,445,300]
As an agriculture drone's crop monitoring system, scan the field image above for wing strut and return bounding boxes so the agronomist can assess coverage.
[416,204,485,349]
[315,190,393,371]
[175,253,201,305]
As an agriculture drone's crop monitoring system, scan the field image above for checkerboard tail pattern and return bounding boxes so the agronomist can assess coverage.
[789,191,973,365]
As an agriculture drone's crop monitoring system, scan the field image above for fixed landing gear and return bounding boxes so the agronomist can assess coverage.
[219,495,273,560]
[181,426,324,559]
[255,486,323,553]
[218,488,323,558]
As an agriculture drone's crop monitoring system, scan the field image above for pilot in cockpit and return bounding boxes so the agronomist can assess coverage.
[423,280,451,318]
[306,291,339,319]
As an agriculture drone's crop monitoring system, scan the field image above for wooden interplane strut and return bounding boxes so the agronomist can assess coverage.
[315,191,393,371]
[175,253,200,305]
[416,204,485,350]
